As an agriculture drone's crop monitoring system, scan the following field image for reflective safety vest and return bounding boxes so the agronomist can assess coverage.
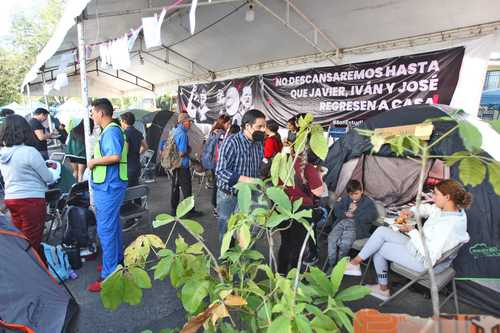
[92,122,128,184]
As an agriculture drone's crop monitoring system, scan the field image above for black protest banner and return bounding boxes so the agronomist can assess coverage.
[259,47,464,126]
[178,76,261,125]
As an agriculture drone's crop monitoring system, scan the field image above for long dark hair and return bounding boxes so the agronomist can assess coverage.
[71,119,94,142]
[0,114,37,147]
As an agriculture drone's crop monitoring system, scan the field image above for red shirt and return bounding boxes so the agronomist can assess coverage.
[263,135,283,159]
[285,158,323,207]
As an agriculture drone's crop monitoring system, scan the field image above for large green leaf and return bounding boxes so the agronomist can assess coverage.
[279,155,295,187]
[271,153,284,186]
[181,279,209,314]
[305,267,332,296]
[176,196,194,218]
[370,134,385,153]
[445,151,470,167]
[235,183,252,213]
[388,135,405,156]
[238,224,251,250]
[294,314,312,333]
[153,256,173,280]
[294,130,308,155]
[292,198,303,213]
[330,257,348,294]
[335,285,371,302]
[220,230,235,257]
[122,272,143,305]
[169,258,184,288]
[310,124,328,160]
[267,212,288,228]
[266,315,292,333]
[100,269,124,310]
[458,120,482,152]
[298,113,314,128]
[488,162,500,195]
[266,187,292,212]
[175,236,189,253]
[335,310,354,333]
[153,213,175,228]
[311,313,338,332]
[180,219,204,236]
[186,242,204,255]
[459,157,486,186]
[489,120,500,134]
[129,267,152,289]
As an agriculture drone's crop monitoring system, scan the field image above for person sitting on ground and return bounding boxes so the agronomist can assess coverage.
[0,114,55,256]
[66,119,94,182]
[326,179,378,269]
[120,112,148,187]
[344,179,471,301]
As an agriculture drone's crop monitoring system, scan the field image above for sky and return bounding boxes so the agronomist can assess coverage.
[0,0,46,36]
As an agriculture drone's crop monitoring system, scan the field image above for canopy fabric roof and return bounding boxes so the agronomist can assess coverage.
[23,0,500,98]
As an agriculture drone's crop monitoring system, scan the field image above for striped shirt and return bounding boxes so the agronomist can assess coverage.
[216,132,263,193]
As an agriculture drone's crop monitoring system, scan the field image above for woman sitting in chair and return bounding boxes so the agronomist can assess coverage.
[344,179,471,300]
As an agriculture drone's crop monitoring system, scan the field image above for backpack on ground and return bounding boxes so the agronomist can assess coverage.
[161,132,182,171]
[63,206,94,248]
[201,132,220,171]
[42,243,72,282]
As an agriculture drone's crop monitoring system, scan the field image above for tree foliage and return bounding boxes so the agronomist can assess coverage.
[0,0,64,105]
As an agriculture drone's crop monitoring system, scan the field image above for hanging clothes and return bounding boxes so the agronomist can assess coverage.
[142,8,167,49]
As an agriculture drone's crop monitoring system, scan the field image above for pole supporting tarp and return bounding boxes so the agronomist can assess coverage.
[77,13,93,203]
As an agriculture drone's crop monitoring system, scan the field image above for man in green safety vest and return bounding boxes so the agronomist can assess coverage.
[86,98,128,292]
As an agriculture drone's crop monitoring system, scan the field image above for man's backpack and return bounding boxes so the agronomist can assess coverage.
[161,132,182,171]
[42,243,72,282]
[201,132,220,171]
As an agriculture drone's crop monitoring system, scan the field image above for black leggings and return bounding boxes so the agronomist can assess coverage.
[278,220,307,275]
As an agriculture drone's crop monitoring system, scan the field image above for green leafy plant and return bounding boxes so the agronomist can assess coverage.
[356,109,500,319]
[101,114,370,333]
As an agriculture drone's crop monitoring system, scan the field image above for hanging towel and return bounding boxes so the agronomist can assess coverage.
[142,8,167,49]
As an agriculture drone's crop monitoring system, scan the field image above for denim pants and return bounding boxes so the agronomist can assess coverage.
[327,219,356,265]
[358,226,425,285]
[216,189,238,242]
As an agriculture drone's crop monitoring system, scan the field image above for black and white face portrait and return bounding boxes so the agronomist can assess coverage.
[225,86,240,116]
[199,88,208,105]
[240,85,253,110]
[216,89,225,105]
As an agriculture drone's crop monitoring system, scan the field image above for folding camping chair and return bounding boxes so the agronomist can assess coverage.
[378,243,465,314]
[120,185,151,231]
[44,188,63,241]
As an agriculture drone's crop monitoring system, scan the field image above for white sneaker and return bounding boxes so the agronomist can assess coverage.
[344,262,362,276]
[367,284,390,301]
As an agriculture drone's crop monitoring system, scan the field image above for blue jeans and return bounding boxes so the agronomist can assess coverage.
[216,189,238,242]
[327,219,357,265]
[359,226,425,285]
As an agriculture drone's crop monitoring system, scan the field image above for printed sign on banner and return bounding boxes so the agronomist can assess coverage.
[178,47,465,127]
[178,77,260,125]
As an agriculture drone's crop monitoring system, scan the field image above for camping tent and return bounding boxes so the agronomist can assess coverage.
[56,99,86,130]
[146,111,174,163]
[324,104,500,315]
[0,215,78,333]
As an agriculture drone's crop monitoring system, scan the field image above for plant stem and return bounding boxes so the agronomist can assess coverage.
[178,218,225,283]
[427,125,458,150]
[414,144,441,327]
[266,228,278,273]
[293,225,312,297]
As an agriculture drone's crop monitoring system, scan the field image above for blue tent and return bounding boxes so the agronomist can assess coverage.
[480,88,500,105]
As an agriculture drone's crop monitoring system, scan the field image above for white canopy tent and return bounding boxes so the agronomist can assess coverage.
[22,1,500,111]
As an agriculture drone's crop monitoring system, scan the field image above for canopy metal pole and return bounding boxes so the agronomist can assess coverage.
[26,84,34,118]
[77,13,93,202]
[41,70,53,132]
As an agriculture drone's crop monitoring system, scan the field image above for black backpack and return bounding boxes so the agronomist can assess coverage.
[63,206,95,248]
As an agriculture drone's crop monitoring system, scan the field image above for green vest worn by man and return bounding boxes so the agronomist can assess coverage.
[92,122,128,184]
